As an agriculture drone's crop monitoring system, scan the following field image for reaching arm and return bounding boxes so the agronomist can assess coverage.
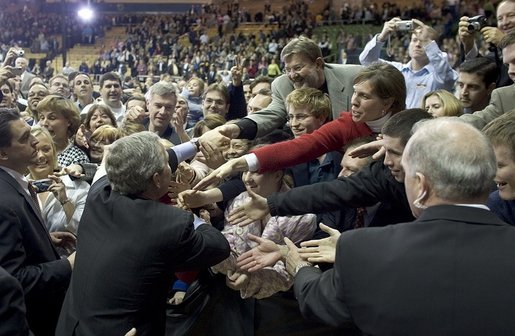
[253,113,371,173]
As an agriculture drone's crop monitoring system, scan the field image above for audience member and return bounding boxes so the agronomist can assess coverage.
[457,57,498,113]
[72,73,95,111]
[27,126,89,236]
[81,72,126,125]
[422,89,463,117]
[460,30,515,128]
[458,0,515,87]
[48,75,71,99]
[484,111,515,225]
[359,18,458,108]
[38,94,90,167]
[201,36,362,144]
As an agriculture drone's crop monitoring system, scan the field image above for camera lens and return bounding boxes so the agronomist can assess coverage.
[467,22,480,32]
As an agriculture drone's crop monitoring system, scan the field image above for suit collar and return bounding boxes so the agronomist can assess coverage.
[0,168,46,224]
[417,204,507,227]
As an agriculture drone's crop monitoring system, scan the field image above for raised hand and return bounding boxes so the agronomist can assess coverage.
[199,124,239,148]
[237,234,283,272]
[227,184,269,227]
[299,223,341,264]
[196,140,226,169]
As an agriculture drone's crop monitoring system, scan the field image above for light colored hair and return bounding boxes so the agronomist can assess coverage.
[30,125,58,170]
[286,88,331,120]
[36,95,81,138]
[146,81,178,101]
[483,110,515,161]
[422,90,463,117]
[106,131,166,195]
[404,118,496,201]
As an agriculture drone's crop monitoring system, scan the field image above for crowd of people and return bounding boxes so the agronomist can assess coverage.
[1,0,515,335]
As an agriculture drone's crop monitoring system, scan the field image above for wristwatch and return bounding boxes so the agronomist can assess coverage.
[190,137,200,151]
[294,262,313,275]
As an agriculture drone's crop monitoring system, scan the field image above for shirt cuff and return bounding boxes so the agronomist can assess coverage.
[171,141,197,163]
[193,213,206,230]
[244,153,260,172]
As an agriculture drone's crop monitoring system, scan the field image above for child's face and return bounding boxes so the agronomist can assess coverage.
[493,144,515,200]
[288,105,326,138]
[187,79,202,97]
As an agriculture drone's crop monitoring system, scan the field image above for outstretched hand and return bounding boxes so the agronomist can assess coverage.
[348,138,385,160]
[228,183,270,227]
[193,156,249,191]
[299,223,341,264]
[237,234,283,272]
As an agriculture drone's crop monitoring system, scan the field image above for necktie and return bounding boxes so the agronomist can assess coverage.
[28,182,42,215]
[354,207,366,229]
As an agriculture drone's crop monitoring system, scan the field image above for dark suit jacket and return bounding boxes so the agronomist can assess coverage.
[0,169,71,336]
[56,176,230,336]
[294,205,515,335]
[0,266,31,336]
[268,160,415,227]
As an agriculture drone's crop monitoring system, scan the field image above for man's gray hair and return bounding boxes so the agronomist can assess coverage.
[403,118,496,201]
[106,131,166,195]
[145,81,178,101]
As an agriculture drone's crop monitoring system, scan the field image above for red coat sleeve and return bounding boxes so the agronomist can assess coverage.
[253,112,372,172]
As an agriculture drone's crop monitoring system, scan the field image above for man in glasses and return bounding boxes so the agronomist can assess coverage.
[201,36,362,145]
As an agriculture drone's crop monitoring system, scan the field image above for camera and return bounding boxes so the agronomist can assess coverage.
[32,179,53,193]
[467,15,488,32]
[396,20,414,32]
[15,49,24,57]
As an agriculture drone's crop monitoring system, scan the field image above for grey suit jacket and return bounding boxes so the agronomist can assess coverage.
[20,71,36,98]
[294,205,515,335]
[460,84,515,129]
[246,63,362,138]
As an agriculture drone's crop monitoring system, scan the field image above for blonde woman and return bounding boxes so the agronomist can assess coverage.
[27,126,89,235]
[422,89,464,117]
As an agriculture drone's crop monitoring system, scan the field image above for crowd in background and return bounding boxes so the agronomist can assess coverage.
[1,0,515,335]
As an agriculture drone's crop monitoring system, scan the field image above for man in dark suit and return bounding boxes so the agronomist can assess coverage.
[0,108,74,336]
[284,118,515,334]
[0,266,31,336]
[56,131,230,336]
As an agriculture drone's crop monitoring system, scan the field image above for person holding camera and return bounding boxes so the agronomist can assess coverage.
[458,0,515,87]
[359,17,457,109]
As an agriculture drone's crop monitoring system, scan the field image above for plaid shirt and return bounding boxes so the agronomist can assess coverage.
[57,144,90,168]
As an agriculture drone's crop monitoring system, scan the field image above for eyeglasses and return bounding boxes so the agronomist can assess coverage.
[282,64,307,75]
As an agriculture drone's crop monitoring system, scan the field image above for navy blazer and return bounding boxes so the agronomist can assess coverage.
[0,169,71,336]
[56,176,230,336]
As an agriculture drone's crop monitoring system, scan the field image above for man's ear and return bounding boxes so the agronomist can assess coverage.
[315,57,325,68]
[152,171,162,189]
